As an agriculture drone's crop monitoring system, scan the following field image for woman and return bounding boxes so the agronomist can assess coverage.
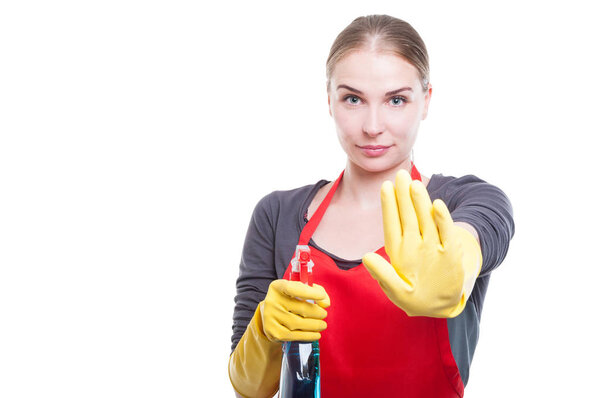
[228,15,514,397]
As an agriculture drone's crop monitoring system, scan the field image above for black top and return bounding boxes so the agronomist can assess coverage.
[231,173,515,386]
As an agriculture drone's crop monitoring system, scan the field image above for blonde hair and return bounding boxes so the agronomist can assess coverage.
[326,15,429,91]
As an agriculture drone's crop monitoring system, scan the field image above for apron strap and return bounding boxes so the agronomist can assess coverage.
[299,170,344,245]
[410,161,422,181]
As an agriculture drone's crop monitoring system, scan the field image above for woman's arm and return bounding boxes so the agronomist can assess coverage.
[229,191,330,398]
[231,194,278,352]
[443,175,515,277]
[229,194,281,398]
[362,170,515,318]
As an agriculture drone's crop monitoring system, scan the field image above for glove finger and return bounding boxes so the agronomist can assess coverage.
[287,330,323,342]
[268,322,323,342]
[273,279,328,302]
[282,295,328,319]
[362,252,412,292]
[290,331,322,342]
[381,180,402,263]
[410,180,438,244]
[395,169,419,239]
[432,199,455,248]
[278,312,328,334]
[312,283,331,308]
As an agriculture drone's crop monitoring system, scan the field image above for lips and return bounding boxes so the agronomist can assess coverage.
[358,145,392,157]
[359,145,391,150]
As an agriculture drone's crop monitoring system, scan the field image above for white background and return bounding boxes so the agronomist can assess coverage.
[1,1,599,397]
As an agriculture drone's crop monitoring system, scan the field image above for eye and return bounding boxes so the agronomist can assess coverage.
[343,95,362,105]
[389,96,407,106]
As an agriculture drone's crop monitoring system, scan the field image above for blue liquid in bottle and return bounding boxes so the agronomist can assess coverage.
[279,340,320,398]
[280,245,320,397]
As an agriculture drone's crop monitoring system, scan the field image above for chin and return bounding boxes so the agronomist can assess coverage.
[351,159,398,174]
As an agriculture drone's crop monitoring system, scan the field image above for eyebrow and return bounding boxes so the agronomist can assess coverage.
[336,84,413,96]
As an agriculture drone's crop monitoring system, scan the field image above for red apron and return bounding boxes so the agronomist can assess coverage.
[283,164,464,397]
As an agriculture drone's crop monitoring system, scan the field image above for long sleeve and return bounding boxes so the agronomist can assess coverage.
[230,181,328,353]
[430,174,515,387]
[231,194,278,353]
[432,174,515,277]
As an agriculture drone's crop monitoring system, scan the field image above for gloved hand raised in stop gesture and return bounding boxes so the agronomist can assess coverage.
[362,169,482,318]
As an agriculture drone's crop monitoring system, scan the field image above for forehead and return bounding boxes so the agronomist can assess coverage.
[331,50,420,89]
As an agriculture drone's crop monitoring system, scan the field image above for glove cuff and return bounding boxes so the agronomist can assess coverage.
[457,226,483,288]
[228,304,282,398]
[446,227,483,318]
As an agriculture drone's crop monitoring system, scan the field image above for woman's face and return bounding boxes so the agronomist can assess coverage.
[328,49,431,174]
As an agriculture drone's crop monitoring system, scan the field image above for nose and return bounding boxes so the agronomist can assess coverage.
[362,106,384,137]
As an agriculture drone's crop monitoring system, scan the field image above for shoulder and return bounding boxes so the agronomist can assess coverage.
[428,172,513,217]
[428,173,506,197]
[252,179,330,222]
[427,173,489,193]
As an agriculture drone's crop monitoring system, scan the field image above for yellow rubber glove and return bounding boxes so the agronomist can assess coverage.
[228,279,330,398]
[362,169,482,318]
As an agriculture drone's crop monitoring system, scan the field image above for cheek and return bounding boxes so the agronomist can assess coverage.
[332,106,361,136]
[386,108,422,134]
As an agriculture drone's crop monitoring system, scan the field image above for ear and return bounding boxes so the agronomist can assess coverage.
[422,84,432,120]
[326,82,334,117]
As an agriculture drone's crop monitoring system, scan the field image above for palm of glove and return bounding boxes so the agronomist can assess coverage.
[363,169,481,318]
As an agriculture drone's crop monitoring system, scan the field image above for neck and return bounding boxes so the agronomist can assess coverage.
[337,158,413,210]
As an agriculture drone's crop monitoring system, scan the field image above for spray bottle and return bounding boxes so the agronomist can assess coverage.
[279,245,321,398]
